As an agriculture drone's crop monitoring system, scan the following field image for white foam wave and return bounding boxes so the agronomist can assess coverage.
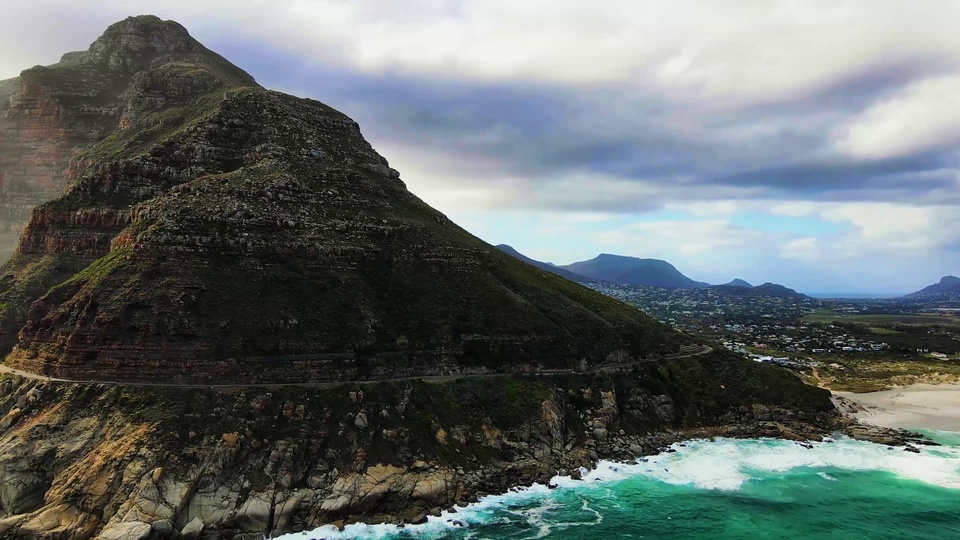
[627,437,960,492]
[277,435,960,539]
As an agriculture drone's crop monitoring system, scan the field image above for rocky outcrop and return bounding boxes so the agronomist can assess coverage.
[0,353,843,539]
[0,15,257,263]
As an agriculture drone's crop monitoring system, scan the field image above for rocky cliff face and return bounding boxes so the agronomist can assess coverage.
[0,15,256,263]
[0,352,858,540]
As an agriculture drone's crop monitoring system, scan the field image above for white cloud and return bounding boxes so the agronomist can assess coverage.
[5,0,960,106]
[778,203,960,262]
[834,75,960,159]
[619,219,783,256]
[781,237,818,260]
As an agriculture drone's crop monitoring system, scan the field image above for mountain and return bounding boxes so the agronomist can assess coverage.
[907,276,960,297]
[0,17,690,384]
[710,281,808,299]
[753,282,809,299]
[0,17,841,539]
[0,16,256,264]
[723,278,753,288]
[495,244,594,283]
[559,253,709,288]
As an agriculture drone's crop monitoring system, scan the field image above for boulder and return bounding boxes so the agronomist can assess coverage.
[181,517,204,539]
[95,521,152,540]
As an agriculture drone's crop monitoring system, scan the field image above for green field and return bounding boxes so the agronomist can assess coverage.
[805,309,960,329]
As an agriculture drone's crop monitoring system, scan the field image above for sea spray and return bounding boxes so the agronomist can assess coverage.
[280,436,960,540]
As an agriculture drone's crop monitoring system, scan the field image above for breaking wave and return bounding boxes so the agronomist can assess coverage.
[279,436,960,540]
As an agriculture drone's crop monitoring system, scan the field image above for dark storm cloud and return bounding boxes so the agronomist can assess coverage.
[212,38,956,209]
[717,153,955,192]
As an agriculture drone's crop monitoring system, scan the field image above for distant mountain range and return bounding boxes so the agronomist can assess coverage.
[496,246,806,297]
[559,253,711,288]
[906,276,960,297]
[713,282,809,299]
[495,245,594,283]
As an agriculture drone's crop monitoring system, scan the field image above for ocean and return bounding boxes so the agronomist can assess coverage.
[280,432,960,540]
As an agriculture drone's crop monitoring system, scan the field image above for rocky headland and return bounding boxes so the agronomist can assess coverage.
[0,15,925,540]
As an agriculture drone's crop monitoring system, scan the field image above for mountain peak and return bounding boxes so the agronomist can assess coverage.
[0,16,260,262]
[55,14,257,85]
[724,278,753,288]
[82,16,196,69]
[560,253,706,288]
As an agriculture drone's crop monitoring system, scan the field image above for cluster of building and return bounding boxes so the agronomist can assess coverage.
[587,283,816,328]
[717,323,889,361]
[586,282,960,366]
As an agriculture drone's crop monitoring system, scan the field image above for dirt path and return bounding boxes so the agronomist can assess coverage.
[0,345,712,389]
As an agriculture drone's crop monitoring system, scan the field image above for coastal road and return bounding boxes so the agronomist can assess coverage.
[0,344,713,389]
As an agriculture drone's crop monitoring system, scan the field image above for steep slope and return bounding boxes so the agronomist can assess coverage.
[0,20,683,384]
[496,244,594,283]
[907,275,960,297]
[0,16,257,264]
[560,253,709,288]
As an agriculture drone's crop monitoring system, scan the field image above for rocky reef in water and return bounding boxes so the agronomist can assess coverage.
[0,14,910,540]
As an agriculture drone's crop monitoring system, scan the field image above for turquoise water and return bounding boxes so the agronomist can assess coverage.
[282,435,960,540]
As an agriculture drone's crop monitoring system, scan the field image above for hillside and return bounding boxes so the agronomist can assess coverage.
[560,254,709,288]
[907,276,960,297]
[0,16,685,384]
[495,244,594,283]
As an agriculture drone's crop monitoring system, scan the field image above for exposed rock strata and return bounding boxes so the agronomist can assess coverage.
[0,354,861,539]
[0,15,256,263]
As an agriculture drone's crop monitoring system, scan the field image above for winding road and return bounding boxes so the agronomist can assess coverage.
[0,345,712,389]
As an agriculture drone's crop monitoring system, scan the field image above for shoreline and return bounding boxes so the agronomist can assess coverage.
[278,434,960,539]
[833,383,960,432]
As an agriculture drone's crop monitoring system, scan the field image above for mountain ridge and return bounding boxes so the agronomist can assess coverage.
[906,275,960,297]
[0,15,259,263]
[495,244,594,283]
[559,253,710,289]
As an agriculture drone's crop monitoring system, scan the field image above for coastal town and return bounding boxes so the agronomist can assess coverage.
[587,282,960,385]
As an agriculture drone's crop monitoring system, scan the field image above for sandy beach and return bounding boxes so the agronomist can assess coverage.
[834,383,960,431]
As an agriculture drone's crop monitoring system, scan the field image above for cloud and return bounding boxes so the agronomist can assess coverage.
[596,219,785,257]
[833,75,960,159]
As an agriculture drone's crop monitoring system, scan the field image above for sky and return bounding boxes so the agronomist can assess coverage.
[2,1,959,294]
